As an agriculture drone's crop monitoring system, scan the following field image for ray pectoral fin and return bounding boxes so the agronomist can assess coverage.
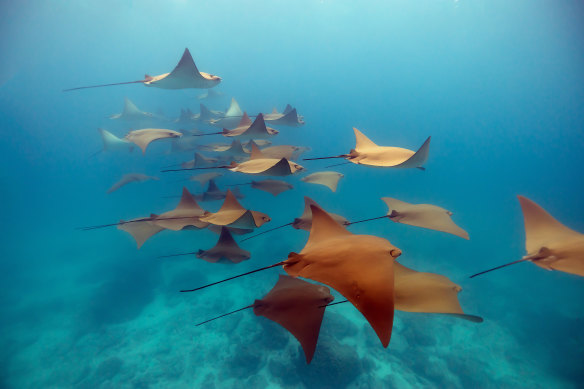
[394,136,431,168]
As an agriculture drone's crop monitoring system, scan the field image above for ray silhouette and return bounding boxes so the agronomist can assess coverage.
[64,48,221,91]
[471,196,584,278]
[304,128,430,169]
[228,179,293,196]
[196,227,251,264]
[117,217,165,249]
[109,97,162,121]
[195,113,279,140]
[198,88,223,100]
[184,204,400,347]
[107,173,159,194]
[262,105,305,127]
[209,98,244,128]
[301,171,344,192]
[196,275,333,363]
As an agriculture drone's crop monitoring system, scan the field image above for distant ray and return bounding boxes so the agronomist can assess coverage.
[198,88,224,100]
[301,171,344,192]
[107,173,159,194]
[209,98,244,128]
[109,97,163,122]
[228,179,293,196]
[64,48,221,91]
[263,105,305,127]
[196,226,251,264]
[124,129,182,154]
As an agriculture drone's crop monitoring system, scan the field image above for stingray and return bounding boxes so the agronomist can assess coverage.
[188,172,223,186]
[263,105,305,127]
[304,128,430,169]
[186,205,400,347]
[170,152,219,170]
[196,275,333,363]
[207,225,253,236]
[243,139,272,148]
[196,227,251,263]
[110,97,161,121]
[471,196,584,278]
[107,173,159,193]
[301,171,344,192]
[228,179,293,196]
[382,198,469,239]
[118,217,165,249]
[200,179,245,201]
[198,88,223,100]
[199,189,271,229]
[64,48,221,91]
[197,113,279,140]
[244,142,307,160]
[124,129,182,154]
[209,98,244,128]
[193,103,224,123]
[97,128,134,154]
[394,262,482,321]
[151,187,209,231]
[242,196,349,242]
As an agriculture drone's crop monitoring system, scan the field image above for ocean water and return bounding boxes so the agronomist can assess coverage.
[1,0,583,388]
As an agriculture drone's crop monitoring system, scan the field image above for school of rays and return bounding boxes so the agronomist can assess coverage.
[70,48,583,364]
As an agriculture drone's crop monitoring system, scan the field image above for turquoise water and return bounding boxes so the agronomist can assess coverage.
[1,1,583,388]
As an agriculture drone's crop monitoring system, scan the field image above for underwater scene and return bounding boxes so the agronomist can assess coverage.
[1,1,583,388]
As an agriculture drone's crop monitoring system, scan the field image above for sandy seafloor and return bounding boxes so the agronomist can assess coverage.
[1,1,584,388]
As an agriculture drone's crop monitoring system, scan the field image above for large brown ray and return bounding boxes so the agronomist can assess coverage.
[196,275,333,364]
[117,217,165,249]
[152,187,209,230]
[227,143,304,176]
[64,48,221,91]
[221,113,278,140]
[471,196,584,278]
[199,189,271,229]
[394,262,482,322]
[304,128,430,169]
[283,205,399,347]
[382,197,469,239]
[197,227,251,264]
[124,129,182,154]
[301,171,344,192]
[262,105,305,127]
[107,173,159,193]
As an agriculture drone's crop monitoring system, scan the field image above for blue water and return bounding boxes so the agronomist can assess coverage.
[1,1,583,388]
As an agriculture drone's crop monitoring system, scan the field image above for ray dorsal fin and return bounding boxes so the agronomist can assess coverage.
[217,189,246,212]
[228,139,245,154]
[303,205,352,251]
[518,196,582,254]
[353,128,378,150]
[176,187,203,211]
[199,103,213,121]
[226,98,243,117]
[207,179,220,192]
[393,137,431,169]
[167,48,203,80]
[300,196,320,219]
[238,112,252,127]
[244,114,269,137]
[249,141,265,160]
[122,97,141,115]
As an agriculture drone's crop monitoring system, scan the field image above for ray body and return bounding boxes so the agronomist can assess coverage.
[250,179,293,196]
[243,139,272,148]
[179,152,219,169]
[107,173,159,194]
[394,262,482,321]
[262,105,305,127]
[228,143,304,176]
[382,197,469,239]
[283,205,400,347]
[197,227,251,264]
[222,114,278,140]
[110,97,162,121]
[188,172,223,186]
[124,129,182,154]
[199,190,270,229]
[152,187,209,230]
[65,48,220,91]
[117,217,165,249]
[244,143,307,160]
[200,180,244,202]
[301,171,344,192]
[348,128,430,168]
